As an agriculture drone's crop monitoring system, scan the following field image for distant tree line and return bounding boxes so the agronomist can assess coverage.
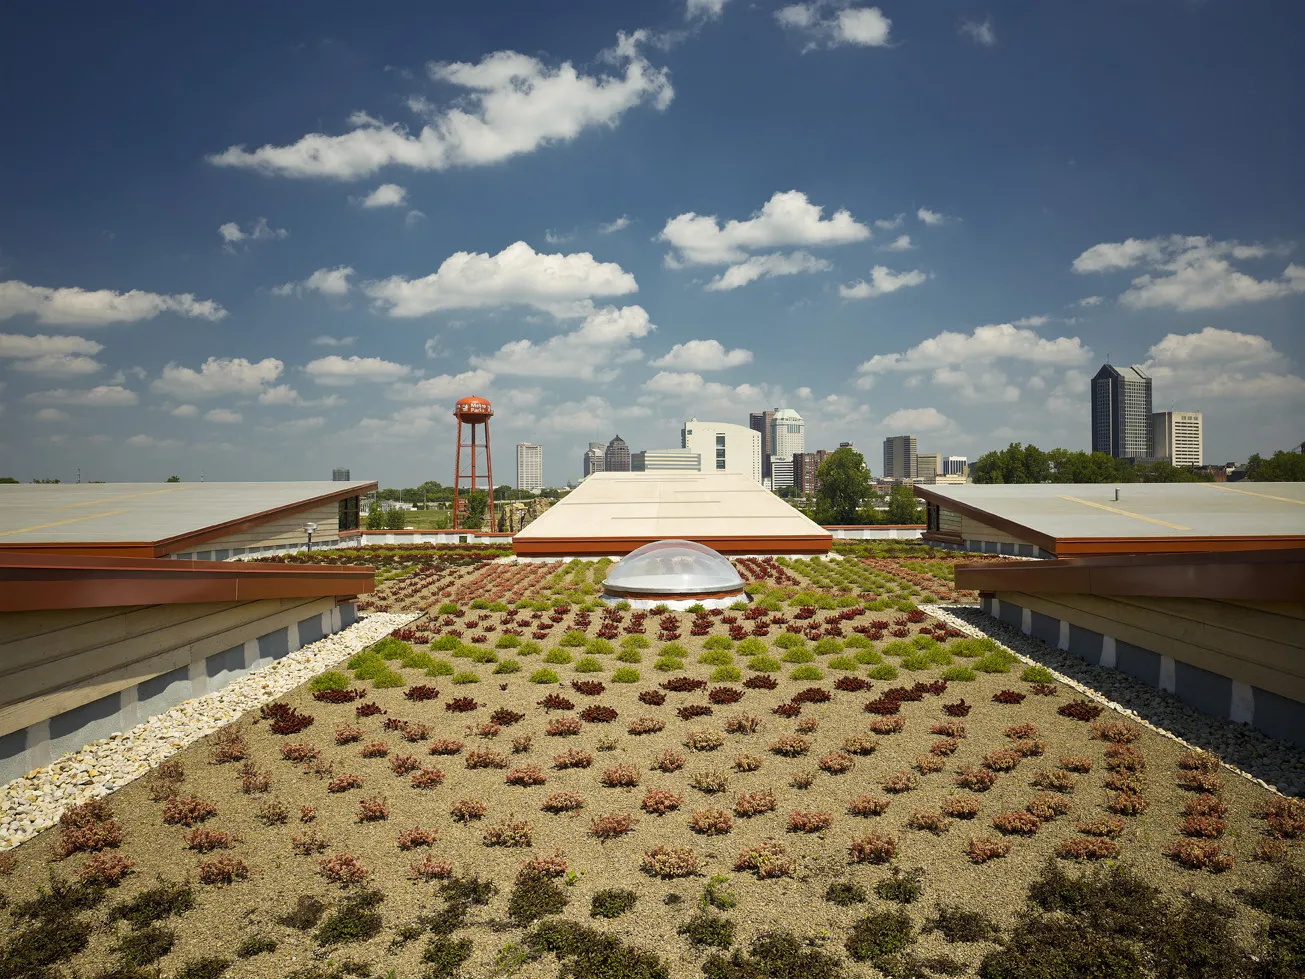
[970,444,1215,484]
[374,481,566,505]
[1244,450,1305,481]
[811,446,925,526]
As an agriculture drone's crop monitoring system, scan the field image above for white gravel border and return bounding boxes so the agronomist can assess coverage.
[925,603,1305,799]
[0,611,420,851]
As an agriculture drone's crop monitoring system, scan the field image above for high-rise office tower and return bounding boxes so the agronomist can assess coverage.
[604,434,631,473]
[1151,411,1203,467]
[749,410,775,479]
[516,443,543,492]
[883,435,918,480]
[332,468,351,481]
[943,456,968,476]
[1091,365,1153,459]
[583,442,605,478]
[770,408,805,464]
[793,449,832,496]
[917,453,941,483]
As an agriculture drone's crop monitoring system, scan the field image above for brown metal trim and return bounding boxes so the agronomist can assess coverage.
[512,535,833,557]
[954,548,1305,603]
[910,486,1059,555]
[1054,536,1305,556]
[921,531,965,546]
[0,542,160,558]
[358,530,514,540]
[152,482,379,556]
[601,585,748,601]
[0,553,375,612]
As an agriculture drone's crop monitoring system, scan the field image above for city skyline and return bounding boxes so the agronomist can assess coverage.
[2,2,1302,485]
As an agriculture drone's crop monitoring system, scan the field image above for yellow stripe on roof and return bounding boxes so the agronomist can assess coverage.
[1206,483,1305,506]
[1056,495,1192,531]
[56,486,193,509]
[0,510,130,538]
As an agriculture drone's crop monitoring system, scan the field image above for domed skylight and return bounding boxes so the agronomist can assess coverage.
[602,539,745,607]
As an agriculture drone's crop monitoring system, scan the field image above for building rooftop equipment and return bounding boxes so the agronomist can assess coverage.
[601,539,747,608]
[512,471,831,557]
[0,481,375,558]
[915,482,1305,557]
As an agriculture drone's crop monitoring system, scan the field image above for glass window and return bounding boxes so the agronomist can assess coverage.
[715,434,725,446]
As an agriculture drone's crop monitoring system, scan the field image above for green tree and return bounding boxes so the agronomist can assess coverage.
[166,475,181,482]
[364,506,386,530]
[971,443,1050,484]
[463,489,489,529]
[384,507,406,530]
[0,477,18,484]
[32,478,61,484]
[813,447,873,525]
[886,483,923,523]
[1245,451,1305,481]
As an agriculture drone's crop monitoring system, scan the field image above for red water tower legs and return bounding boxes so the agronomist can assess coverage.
[452,396,495,532]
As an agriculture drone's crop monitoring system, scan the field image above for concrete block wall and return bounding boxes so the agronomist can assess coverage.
[0,602,358,786]
[980,595,1304,748]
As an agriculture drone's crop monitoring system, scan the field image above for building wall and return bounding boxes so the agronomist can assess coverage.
[0,595,356,782]
[771,409,805,461]
[1152,411,1203,467]
[750,410,775,480]
[632,449,701,472]
[984,590,1305,746]
[917,453,941,482]
[770,456,795,490]
[883,435,918,480]
[682,420,762,482]
[944,456,967,476]
[169,500,343,559]
[517,443,543,492]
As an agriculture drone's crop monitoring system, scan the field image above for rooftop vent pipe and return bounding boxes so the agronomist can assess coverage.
[1114,488,1120,501]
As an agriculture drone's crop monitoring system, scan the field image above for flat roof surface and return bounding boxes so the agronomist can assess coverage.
[921,482,1305,539]
[516,472,830,542]
[0,481,374,545]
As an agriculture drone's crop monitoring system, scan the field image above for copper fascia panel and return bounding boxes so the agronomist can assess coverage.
[0,553,375,612]
[512,535,833,557]
[955,548,1305,602]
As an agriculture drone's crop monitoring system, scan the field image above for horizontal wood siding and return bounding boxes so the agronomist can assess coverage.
[199,501,341,552]
[0,596,332,736]
[939,508,963,535]
[960,514,1029,547]
[1000,590,1305,703]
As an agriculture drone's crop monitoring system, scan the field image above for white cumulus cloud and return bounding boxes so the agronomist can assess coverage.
[0,333,104,376]
[303,355,413,386]
[126,434,181,448]
[881,406,954,432]
[218,217,288,245]
[1071,234,1304,311]
[1142,327,1305,400]
[776,2,892,50]
[311,335,356,346]
[151,357,284,399]
[470,304,653,381]
[706,251,831,291]
[883,234,914,251]
[961,19,996,46]
[660,190,869,268]
[171,404,199,417]
[208,32,672,179]
[273,266,355,298]
[858,323,1091,376]
[917,207,948,226]
[0,280,225,326]
[650,339,753,371]
[839,266,927,299]
[25,385,139,407]
[359,183,408,208]
[205,408,244,424]
[34,408,69,422]
[365,241,637,318]
[598,216,631,234]
[389,369,497,401]
[687,0,731,19]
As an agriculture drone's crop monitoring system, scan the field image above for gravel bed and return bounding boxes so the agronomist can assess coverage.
[0,610,419,851]
[926,603,1305,799]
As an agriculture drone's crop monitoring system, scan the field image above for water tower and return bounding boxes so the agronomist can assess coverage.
[452,396,495,531]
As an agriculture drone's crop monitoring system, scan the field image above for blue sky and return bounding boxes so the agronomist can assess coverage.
[2,0,1302,486]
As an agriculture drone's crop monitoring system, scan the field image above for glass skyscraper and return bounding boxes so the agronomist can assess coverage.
[1091,364,1153,459]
